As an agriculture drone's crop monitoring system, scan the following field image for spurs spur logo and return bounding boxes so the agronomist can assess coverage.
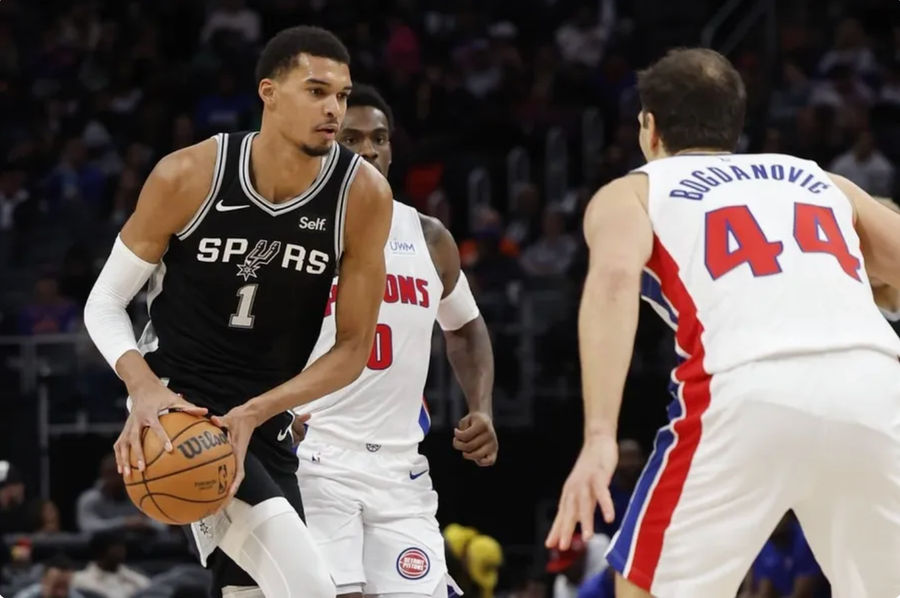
[236,240,282,281]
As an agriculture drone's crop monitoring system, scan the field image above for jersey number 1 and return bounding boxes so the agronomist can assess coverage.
[704,204,861,281]
[229,284,258,328]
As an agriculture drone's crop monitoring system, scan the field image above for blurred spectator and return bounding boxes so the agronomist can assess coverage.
[201,0,261,45]
[76,454,160,534]
[520,208,577,279]
[577,568,615,598]
[26,499,61,534]
[460,40,502,100]
[72,531,150,598]
[546,533,610,598]
[749,513,820,597]
[505,183,541,249]
[13,554,88,598]
[3,538,43,596]
[817,18,878,80]
[0,164,29,232]
[829,130,895,197]
[170,115,197,152]
[444,524,479,596]
[462,208,522,294]
[0,461,28,534]
[59,244,95,307]
[555,5,613,69]
[809,64,872,130]
[45,138,106,209]
[465,535,503,598]
[385,17,422,78]
[194,70,254,137]
[131,565,210,598]
[17,275,80,336]
[880,61,900,106]
[769,60,812,124]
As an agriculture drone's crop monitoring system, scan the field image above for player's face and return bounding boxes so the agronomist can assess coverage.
[259,54,352,157]
[338,105,392,177]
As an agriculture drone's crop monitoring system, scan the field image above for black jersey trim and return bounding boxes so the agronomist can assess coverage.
[334,154,361,261]
[237,132,340,216]
[176,133,228,240]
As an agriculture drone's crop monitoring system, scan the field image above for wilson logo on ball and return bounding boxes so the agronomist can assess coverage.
[176,430,229,459]
[396,547,430,580]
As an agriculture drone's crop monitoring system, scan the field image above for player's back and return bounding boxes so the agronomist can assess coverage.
[638,152,900,377]
[296,201,442,451]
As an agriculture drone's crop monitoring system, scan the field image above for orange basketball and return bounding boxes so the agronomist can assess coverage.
[125,411,236,525]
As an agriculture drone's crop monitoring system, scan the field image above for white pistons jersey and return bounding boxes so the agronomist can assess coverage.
[637,153,900,378]
[296,201,442,451]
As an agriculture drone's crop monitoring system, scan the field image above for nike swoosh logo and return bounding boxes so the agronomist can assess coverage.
[215,200,251,212]
[276,428,290,442]
[409,469,428,480]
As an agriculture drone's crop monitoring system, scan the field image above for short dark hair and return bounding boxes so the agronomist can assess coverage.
[637,48,746,153]
[347,84,395,131]
[44,553,75,573]
[89,530,124,559]
[255,26,350,83]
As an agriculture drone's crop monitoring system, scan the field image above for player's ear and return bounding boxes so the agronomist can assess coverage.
[644,111,662,154]
[258,78,276,107]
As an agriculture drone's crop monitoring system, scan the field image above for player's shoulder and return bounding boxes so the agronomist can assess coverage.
[588,173,649,214]
[151,137,219,195]
[348,158,392,204]
[417,211,455,247]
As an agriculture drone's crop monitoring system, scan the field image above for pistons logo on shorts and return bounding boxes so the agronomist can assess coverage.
[396,547,430,580]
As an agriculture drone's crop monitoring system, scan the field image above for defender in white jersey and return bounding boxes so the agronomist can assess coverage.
[547,49,900,598]
[293,86,498,598]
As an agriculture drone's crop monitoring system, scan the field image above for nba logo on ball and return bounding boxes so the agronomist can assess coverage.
[396,547,430,580]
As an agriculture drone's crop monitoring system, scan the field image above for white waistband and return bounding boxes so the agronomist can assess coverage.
[301,427,418,455]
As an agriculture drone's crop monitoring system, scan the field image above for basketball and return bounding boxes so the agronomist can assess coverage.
[125,411,236,525]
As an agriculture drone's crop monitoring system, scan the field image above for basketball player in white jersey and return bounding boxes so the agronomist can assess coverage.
[546,48,900,598]
[292,85,498,598]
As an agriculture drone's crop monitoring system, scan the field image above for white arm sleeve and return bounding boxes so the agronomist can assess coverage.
[437,271,481,331]
[84,235,157,372]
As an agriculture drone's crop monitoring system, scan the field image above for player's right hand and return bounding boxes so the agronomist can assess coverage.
[290,413,311,448]
[545,434,618,551]
[115,379,207,478]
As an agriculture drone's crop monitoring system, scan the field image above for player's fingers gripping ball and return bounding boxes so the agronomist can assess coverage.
[125,411,236,524]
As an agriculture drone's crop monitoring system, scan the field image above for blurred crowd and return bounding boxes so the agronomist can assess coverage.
[1,0,899,596]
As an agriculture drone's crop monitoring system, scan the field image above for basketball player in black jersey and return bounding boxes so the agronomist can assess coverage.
[84,26,392,598]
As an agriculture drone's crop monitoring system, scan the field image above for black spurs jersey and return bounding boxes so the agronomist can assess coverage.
[141,131,362,411]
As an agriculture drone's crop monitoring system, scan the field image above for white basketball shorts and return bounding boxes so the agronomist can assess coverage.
[297,437,452,596]
[606,348,900,598]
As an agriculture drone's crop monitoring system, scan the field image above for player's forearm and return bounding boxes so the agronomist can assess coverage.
[244,339,370,424]
[443,315,494,415]
[579,266,641,439]
[115,350,164,397]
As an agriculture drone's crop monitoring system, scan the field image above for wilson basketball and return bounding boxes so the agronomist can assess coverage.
[125,411,236,525]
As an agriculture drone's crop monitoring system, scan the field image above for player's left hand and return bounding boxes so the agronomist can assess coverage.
[453,411,498,466]
[545,433,618,550]
[210,406,257,501]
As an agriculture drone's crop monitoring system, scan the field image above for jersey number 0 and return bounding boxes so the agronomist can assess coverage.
[704,203,861,281]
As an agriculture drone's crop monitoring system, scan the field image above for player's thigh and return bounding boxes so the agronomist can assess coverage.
[207,451,284,591]
[297,444,367,589]
[606,384,806,598]
[362,514,447,596]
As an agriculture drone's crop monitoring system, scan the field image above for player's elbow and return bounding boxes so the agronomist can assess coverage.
[334,335,372,383]
[589,262,642,295]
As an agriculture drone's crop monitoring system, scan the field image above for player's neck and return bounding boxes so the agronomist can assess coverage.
[672,147,732,156]
[250,130,324,204]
